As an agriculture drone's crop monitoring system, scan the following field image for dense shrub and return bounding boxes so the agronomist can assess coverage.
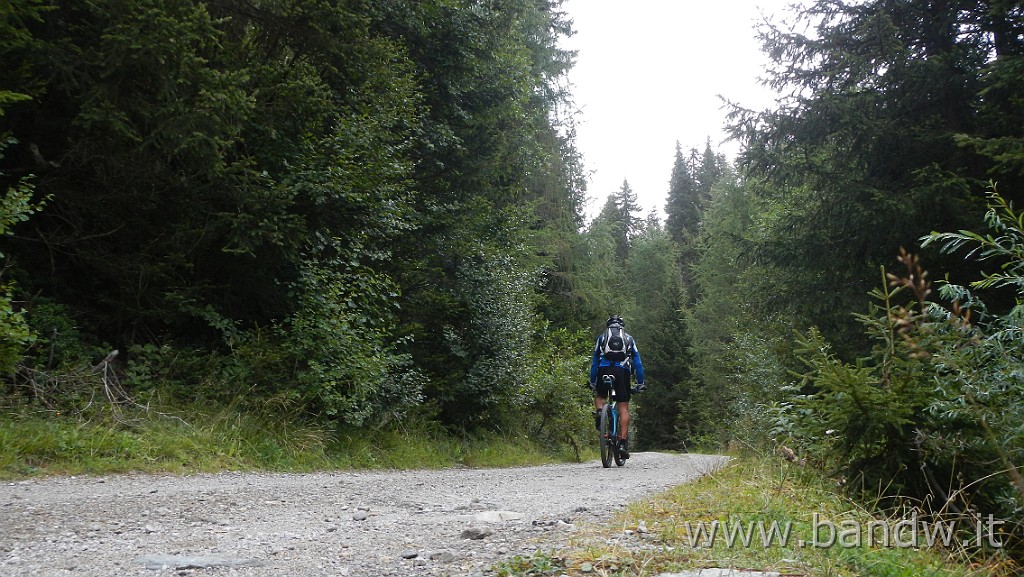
[779,191,1024,554]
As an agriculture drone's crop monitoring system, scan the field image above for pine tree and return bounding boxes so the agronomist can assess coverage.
[696,139,728,203]
[665,139,728,246]
[595,179,642,260]
[723,0,1024,354]
[665,142,699,245]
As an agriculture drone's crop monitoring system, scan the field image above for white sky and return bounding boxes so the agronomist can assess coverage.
[559,0,797,220]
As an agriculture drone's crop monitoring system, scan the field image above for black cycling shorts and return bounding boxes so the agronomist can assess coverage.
[595,365,631,403]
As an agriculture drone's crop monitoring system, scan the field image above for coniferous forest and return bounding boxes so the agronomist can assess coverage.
[3,0,1024,560]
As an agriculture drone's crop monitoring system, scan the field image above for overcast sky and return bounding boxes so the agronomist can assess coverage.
[558,0,797,220]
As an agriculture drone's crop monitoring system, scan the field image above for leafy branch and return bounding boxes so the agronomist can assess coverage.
[922,188,1024,292]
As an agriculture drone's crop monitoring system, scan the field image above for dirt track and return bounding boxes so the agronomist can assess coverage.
[0,452,727,576]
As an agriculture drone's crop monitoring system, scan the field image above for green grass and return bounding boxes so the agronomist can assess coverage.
[12,406,1006,577]
[0,404,595,478]
[496,455,1017,577]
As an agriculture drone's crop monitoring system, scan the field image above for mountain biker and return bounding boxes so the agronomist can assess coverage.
[588,315,645,459]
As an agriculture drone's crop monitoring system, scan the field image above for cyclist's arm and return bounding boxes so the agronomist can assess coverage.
[588,338,602,385]
[631,343,645,385]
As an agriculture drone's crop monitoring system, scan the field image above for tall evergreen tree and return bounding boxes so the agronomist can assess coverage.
[624,217,692,449]
[725,0,1024,354]
[696,140,728,200]
[365,0,582,427]
[665,142,699,245]
[664,140,731,310]
[596,179,642,260]
[665,139,728,246]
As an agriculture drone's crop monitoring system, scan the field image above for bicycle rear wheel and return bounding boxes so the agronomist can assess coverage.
[599,404,613,468]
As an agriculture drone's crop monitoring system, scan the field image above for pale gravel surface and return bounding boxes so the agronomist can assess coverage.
[0,452,727,577]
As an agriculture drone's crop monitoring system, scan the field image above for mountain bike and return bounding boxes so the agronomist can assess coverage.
[598,374,636,468]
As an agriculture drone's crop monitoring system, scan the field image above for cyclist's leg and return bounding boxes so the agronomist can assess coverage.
[594,366,616,412]
[594,368,610,430]
[613,366,631,441]
[618,403,626,440]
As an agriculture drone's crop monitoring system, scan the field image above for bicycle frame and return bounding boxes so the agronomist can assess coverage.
[598,375,625,467]
[607,386,619,436]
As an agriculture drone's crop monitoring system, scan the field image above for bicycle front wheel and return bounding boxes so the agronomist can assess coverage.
[599,404,613,468]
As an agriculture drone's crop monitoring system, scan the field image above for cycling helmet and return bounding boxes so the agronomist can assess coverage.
[606,315,625,328]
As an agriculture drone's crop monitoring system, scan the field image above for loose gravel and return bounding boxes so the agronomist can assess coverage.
[0,452,727,576]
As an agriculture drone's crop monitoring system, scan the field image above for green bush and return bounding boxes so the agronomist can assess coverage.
[283,259,424,427]
[0,138,45,375]
[511,326,592,460]
[778,190,1024,557]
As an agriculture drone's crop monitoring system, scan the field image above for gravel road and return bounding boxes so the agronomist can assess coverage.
[1,452,727,577]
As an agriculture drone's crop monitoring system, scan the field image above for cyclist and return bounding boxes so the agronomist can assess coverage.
[588,315,645,459]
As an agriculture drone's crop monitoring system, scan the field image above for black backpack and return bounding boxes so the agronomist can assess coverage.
[601,326,630,363]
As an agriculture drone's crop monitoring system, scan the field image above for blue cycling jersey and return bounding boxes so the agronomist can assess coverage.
[589,327,645,386]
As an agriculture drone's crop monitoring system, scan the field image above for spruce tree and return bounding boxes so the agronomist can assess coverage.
[665,142,699,245]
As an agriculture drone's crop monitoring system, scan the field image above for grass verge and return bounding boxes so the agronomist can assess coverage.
[496,455,1017,577]
[0,404,595,478]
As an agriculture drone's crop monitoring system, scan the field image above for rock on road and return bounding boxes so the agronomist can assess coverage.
[1,452,727,576]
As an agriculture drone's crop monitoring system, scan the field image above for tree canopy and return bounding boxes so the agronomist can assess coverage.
[0,0,587,433]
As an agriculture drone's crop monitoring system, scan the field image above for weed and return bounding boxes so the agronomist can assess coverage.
[494,551,567,576]
[0,403,592,478]
[550,455,1013,577]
